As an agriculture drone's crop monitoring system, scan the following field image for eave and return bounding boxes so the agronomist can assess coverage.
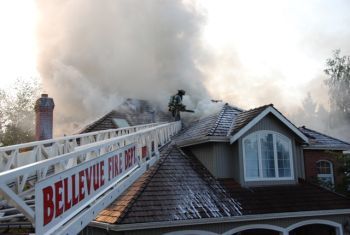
[303,146,350,151]
[230,106,309,144]
[89,208,350,232]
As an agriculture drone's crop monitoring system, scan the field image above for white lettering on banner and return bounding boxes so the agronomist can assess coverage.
[35,144,137,235]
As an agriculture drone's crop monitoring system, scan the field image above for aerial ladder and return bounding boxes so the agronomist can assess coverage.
[0,121,181,234]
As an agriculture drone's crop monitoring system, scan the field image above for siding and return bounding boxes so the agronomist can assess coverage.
[231,142,240,182]
[214,143,235,178]
[239,113,303,186]
[189,143,216,176]
[189,142,239,180]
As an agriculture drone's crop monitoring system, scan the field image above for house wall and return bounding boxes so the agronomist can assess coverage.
[304,149,343,186]
[189,142,240,180]
[239,114,304,187]
[190,143,216,176]
[213,142,235,179]
[82,213,350,235]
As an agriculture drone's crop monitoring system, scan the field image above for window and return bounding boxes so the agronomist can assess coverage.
[243,131,293,181]
[316,160,334,185]
[112,118,130,128]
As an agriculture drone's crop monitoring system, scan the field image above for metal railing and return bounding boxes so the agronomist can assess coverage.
[0,121,181,234]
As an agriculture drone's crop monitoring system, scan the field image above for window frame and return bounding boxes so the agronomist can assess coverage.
[316,160,334,185]
[242,130,294,181]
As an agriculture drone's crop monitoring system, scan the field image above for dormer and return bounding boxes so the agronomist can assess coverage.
[176,104,309,187]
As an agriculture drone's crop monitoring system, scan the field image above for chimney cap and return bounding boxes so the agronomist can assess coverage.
[35,94,55,111]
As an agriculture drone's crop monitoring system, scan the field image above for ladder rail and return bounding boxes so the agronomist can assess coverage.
[0,121,181,232]
[0,123,162,177]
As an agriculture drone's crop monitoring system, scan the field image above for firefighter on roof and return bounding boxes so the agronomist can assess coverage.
[168,89,194,121]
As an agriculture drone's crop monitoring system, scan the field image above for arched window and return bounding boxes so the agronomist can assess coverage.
[243,131,294,181]
[316,160,334,185]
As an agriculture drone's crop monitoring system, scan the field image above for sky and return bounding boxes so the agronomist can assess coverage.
[0,0,38,89]
[1,0,350,136]
[199,0,350,108]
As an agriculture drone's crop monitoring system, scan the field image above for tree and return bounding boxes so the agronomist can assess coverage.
[324,49,350,119]
[0,79,40,146]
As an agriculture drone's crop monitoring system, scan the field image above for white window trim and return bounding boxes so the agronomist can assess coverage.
[316,160,334,185]
[242,131,294,182]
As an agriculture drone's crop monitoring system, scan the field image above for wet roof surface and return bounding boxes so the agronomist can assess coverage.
[299,126,350,150]
[221,179,350,215]
[96,143,242,224]
[96,142,350,225]
[175,104,271,145]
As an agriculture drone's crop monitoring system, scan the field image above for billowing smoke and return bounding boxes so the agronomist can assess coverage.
[36,0,210,135]
[36,0,350,142]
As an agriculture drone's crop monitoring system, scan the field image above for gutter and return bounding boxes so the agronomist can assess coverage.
[88,209,350,232]
[303,147,350,151]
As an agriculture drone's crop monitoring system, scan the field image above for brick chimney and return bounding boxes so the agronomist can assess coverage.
[35,94,55,140]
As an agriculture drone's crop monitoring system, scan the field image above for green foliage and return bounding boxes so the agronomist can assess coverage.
[324,49,350,118]
[0,79,40,146]
[335,152,350,196]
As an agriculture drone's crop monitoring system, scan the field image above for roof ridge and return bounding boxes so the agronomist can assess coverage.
[228,104,272,136]
[244,103,273,112]
[207,104,227,136]
[300,126,350,146]
[79,110,116,133]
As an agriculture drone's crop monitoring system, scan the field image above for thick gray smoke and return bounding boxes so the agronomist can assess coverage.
[36,0,210,135]
[36,0,350,143]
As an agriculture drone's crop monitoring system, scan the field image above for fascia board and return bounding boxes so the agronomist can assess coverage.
[89,208,350,232]
[230,107,309,144]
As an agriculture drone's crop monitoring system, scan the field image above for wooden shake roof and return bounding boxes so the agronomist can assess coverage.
[95,140,350,225]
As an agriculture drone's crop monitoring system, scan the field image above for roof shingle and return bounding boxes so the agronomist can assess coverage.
[299,126,350,150]
[229,104,272,135]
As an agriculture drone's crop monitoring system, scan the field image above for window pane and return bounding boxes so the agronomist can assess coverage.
[276,136,291,177]
[318,175,333,184]
[244,135,259,178]
[317,161,331,174]
[260,133,275,177]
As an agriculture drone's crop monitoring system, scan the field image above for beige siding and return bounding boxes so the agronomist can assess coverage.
[213,143,235,178]
[231,142,240,182]
[189,143,216,176]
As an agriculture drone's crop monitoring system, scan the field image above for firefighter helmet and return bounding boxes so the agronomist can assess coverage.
[178,89,186,95]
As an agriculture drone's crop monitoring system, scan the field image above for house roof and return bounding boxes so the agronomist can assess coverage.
[229,104,271,136]
[175,103,308,146]
[299,126,350,151]
[94,141,350,225]
[80,99,172,133]
[96,143,242,224]
[174,104,242,145]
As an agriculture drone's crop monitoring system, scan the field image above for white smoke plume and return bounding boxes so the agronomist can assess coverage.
[36,0,210,135]
[36,0,350,142]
